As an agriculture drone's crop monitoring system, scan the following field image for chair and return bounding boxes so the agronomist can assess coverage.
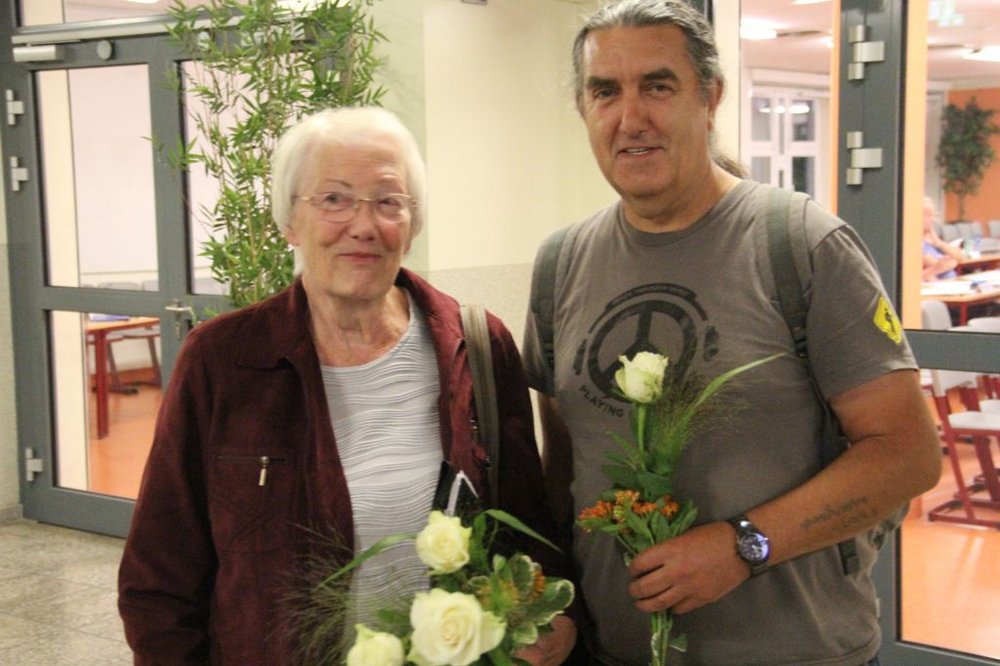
[962,318,1000,397]
[120,324,162,386]
[940,224,961,243]
[926,369,1000,529]
[954,222,976,240]
[921,300,953,330]
[94,281,161,389]
[967,316,1000,333]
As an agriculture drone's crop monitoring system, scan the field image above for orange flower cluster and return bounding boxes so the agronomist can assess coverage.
[577,500,615,523]
[660,497,680,517]
[577,491,683,532]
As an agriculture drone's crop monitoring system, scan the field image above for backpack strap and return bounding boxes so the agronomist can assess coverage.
[764,186,859,576]
[460,303,500,507]
[530,223,582,395]
[765,188,809,358]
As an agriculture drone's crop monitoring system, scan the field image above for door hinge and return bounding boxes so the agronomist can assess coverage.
[9,156,29,192]
[5,90,24,126]
[845,131,883,186]
[24,447,44,482]
[847,24,885,81]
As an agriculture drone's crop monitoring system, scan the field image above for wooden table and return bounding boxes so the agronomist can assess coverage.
[956,251,1000,274]
[921,274,1000,325]
[86,316,159,439]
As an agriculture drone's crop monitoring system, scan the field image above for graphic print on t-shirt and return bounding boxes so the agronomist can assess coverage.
[571,281,718,411]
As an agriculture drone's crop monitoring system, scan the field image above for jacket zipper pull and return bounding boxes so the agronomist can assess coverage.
[258,456,270,487]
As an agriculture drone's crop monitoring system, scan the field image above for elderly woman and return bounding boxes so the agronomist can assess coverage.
[922,196,964,281]
[118,107,576,665]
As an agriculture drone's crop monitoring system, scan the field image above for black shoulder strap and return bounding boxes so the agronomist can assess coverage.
[530,223,581,395]
[764,187,859,575]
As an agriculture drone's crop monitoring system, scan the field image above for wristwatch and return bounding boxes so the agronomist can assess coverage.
[727,514,770,577]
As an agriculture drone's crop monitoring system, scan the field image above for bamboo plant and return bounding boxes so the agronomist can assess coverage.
[165,0,386,308]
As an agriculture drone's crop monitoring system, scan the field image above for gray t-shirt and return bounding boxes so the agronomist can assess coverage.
[522,180,916,665]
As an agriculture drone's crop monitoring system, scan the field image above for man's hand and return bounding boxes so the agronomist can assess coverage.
[514,615,577,665]
[627,522,746,615]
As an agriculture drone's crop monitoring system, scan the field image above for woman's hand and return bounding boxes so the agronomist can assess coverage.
[514,616,577,665]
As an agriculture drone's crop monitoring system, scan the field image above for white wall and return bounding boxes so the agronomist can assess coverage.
[422,0,612,272]
[386,0,615,338]
[0,0,744,518]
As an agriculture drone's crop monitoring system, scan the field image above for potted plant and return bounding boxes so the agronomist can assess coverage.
[165,0,385,309]
[935,96,1000,223]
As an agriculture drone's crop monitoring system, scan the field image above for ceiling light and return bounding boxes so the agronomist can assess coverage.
[964,47,1000,62]
[740,24,778,41]
[791,0,831,5]
[757,103,812,115]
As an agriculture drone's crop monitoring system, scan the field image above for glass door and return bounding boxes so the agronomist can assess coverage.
[740,1,997,663]
[745,87,828,202]
[2,4,225,536]
[834,1,998,664]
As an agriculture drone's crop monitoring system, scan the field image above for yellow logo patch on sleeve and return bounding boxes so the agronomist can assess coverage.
[874,296,903,344]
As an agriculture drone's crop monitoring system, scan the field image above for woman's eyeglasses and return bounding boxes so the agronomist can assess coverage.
[295,192,415,224]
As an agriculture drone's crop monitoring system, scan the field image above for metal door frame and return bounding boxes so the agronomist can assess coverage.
[837,2,997,664]
[0,7,225,536]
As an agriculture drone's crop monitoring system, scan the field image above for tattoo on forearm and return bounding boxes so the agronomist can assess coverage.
[800,497,877,533]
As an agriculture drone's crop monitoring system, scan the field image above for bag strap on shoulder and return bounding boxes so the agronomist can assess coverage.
[764,186,860,575]
[530,223,582,395]
[460,303,500,507]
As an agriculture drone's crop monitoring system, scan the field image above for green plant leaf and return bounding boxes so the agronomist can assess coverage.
[483,509,561,552]
[602,463,640,490]
[634,471,672,499]
[315,531,414,588]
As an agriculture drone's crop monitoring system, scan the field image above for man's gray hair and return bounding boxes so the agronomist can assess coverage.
[271,107,427,271]
[571,0,724,110]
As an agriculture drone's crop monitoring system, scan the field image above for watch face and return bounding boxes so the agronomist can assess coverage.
[738,533,770,563]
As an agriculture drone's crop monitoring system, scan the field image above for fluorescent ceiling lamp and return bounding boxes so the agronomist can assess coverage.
[740,24,778,41]
[792,0,830,4]
[964,47,1000,62]
[758,103,811,115]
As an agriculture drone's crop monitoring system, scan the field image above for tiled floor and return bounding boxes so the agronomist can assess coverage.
[0,520,131,665]
[3,448,998,665]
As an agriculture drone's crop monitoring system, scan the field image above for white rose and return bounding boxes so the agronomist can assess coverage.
[614,352,669,404]
[346,625,404,666]
[415,511,472,575]
[407,588,505,666]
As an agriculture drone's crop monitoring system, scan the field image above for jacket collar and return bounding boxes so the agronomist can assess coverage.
[234,268,465,370]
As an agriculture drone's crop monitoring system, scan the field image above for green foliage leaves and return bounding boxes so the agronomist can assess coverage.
[166,0,385,308]
[936,96,1000,221]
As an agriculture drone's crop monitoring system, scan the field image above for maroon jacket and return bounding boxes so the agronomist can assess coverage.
[118,270,570,664]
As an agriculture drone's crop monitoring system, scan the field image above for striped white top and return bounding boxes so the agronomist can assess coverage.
[321,294,442,629]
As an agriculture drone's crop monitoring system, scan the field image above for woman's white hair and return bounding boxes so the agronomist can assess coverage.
[271,106,427,267]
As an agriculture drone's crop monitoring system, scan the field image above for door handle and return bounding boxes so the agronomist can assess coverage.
[165,300,195,340]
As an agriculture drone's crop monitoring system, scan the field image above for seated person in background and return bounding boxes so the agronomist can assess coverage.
[922,197,964,281]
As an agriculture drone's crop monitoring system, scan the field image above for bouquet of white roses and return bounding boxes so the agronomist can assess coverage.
[324,509,574,666]
[577,351,776,665]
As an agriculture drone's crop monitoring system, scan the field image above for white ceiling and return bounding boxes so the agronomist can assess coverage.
[741,0,1000,85]
[58,0,1000,86]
